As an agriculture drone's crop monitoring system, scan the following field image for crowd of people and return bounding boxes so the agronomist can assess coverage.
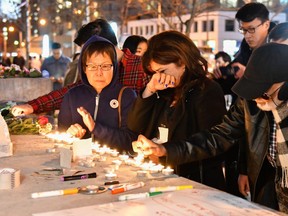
[6,2,288,214]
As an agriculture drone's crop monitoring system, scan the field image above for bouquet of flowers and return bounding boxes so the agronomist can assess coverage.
[0,64,42,78]
[6,115,53,135]
[1,101,52,135]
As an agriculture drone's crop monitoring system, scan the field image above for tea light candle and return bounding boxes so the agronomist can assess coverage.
[125,158,134,166]
[110,150,119,157]
[162,167,174,176]
[137,170,148,177]
[149,166,161,174]
[103,166,115,174]
[105,173,117,180]
[112,160,122,170]
[98,156,107,162]
[119,154,129,161]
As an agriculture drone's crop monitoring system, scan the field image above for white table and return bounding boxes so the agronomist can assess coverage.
[0,135,284,216]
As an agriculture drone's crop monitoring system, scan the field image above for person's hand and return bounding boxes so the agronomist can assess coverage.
[66,123,86,138]
[143,73,176,98]
[132,134,167,157]
[11,104,34,116]
[232,62,246,79]
[212,67,222,79]
[57,77,64,84]
[238,174,250,197]
[77,107,95,132]
[50,76,56,82]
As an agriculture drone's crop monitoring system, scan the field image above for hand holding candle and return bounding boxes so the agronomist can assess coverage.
[132,135,167,157]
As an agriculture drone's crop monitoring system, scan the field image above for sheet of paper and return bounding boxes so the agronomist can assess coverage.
[72,138,92,162]
[33,189,280,216]
[60,147,72,168]
[158,127,168,143]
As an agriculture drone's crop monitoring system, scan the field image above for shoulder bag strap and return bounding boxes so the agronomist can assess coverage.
[117,86,128,128]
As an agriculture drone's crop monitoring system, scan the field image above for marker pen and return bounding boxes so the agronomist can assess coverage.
[61,172,97,181]
[118,191,162,201]
[104,180,120,186]
[149,185,193,193]
[31,188,79,199]
[111,182,145,194]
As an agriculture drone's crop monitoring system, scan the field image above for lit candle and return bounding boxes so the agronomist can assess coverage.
[119,154,129,161]
[105,173,117,180]
[112,160,122,170]
[110,150,119,157]
[103,166,115,174]
[162,166,174,176]
[137,170,148,177]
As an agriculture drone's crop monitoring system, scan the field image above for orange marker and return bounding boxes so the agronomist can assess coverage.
[111,182,145,194]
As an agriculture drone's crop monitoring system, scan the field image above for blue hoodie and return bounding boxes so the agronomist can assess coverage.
[58,35,137,152]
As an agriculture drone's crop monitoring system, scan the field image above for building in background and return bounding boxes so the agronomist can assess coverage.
[126,10,286,54]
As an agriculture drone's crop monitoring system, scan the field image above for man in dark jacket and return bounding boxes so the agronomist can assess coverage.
[210,2,273,200]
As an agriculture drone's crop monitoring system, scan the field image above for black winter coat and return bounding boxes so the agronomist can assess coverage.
[128,77,227,190]
[163,98,272,203]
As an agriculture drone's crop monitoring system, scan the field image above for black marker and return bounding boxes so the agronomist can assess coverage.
[61,172,97,181]
[104,180,120,186]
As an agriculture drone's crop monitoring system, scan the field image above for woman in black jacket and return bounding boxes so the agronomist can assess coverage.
[128,31,227,190]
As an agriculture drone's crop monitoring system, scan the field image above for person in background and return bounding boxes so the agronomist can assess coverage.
[211,51,241,198]
[128,30,227,191]
[211,2,274,201]
[58,35,137,152]
[41,42,71,90]
[122,35,148,56]
[269,22,288,44]
[29,55,42,71]
[11,19,149,116]
[212,51,238,108]
[63,52,81,86]
[1,52,11,66]
[13,48,26,69]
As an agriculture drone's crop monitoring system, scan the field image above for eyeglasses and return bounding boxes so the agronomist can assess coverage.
[238,22,264,34]
[86,63,113,71]
[261,85,282,100]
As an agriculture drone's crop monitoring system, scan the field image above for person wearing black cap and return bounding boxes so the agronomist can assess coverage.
[131,42,288,213]
[41,42,71,90]
[269,22,288,44]
[232,43,288,212]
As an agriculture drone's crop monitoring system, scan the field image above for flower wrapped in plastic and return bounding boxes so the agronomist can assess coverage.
[0,64,42,78]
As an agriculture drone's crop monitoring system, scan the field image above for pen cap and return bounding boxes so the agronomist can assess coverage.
[63,188,79,195]
[111,187,125,194]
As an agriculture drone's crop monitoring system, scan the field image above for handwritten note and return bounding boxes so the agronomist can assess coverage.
[33,189,281,216]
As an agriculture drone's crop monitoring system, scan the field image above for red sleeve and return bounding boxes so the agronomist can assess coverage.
[28,80,82,113]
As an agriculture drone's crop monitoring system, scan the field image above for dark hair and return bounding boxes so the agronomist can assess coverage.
[235,3,269,23]
[74,18,118,46]
[269,22,288,42]
[122,35,147,54]
[52,42,61,49]
[142,30,208,98]
[215,51,231,63]
[81,41,116,72]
